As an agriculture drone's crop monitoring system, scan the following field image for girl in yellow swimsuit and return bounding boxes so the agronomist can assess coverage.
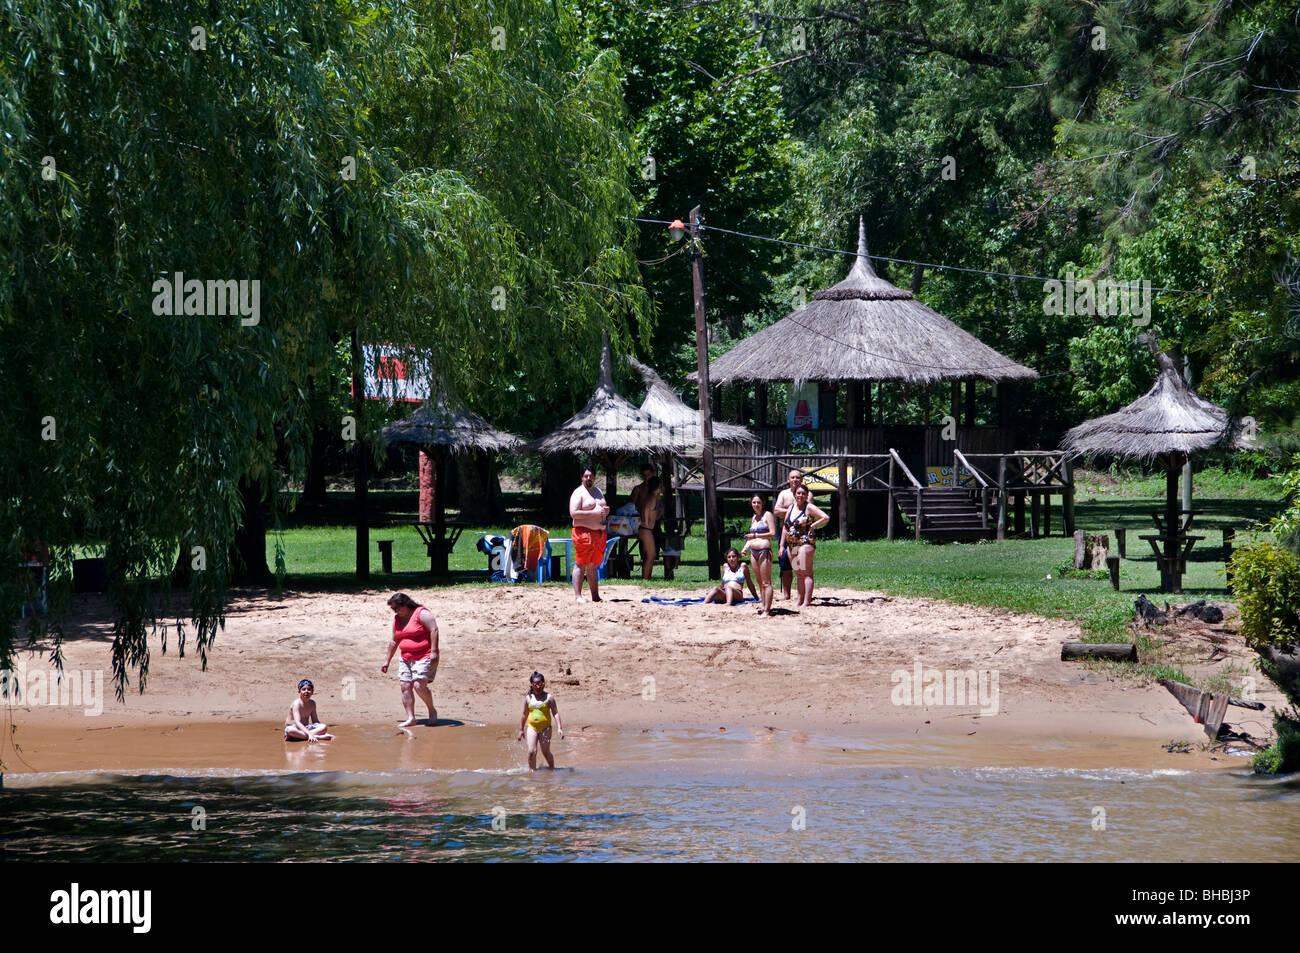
[517,671,564,770]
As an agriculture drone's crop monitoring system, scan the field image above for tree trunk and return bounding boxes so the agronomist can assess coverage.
[455,450,505,524]
[540,453,582,524]
[302,423,329,504]
[230,476,274,585]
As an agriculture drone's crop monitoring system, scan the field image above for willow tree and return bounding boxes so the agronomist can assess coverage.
[0,0,646,697]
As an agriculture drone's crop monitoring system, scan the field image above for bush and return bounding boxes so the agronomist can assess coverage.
[1253,712,1300,775]
[1228,542,1300,650]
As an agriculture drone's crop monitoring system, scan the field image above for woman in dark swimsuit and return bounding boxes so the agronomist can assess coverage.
[779,485,829,608]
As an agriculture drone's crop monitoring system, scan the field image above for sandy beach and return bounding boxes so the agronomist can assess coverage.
[2,584,1283,775]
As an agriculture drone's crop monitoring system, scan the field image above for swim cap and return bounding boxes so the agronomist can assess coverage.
[298,679,314,691]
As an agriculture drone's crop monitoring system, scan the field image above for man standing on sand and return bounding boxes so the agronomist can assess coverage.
[570,466,610,602]
[773,468,808,601]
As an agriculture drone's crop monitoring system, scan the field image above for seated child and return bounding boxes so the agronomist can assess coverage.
[703,548,759,606]
[284,679,334,743]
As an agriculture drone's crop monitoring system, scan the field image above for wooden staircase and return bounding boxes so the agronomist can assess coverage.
[894,487,995,542]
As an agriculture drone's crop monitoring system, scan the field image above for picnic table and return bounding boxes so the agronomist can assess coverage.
[1139,509,1204,593]
[412,520,468,575]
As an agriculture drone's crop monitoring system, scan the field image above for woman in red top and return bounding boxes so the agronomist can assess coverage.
[381,592,440,727]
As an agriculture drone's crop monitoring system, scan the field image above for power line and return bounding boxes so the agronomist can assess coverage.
[631,217,1209,295]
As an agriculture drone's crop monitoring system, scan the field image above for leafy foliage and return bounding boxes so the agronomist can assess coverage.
[1,0,646,694]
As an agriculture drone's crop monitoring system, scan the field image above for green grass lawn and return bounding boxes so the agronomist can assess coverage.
[266,470,1287,644]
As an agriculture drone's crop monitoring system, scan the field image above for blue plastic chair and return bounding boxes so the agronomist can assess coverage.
[595,535,624,581]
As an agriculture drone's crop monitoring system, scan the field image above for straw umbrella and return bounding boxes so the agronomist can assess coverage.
[1061,337,1250,592]
[383,393,522,574]
[628,354,754,531]
[526,332,687,501]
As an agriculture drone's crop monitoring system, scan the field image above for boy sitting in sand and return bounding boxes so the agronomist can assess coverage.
[704,548,759,606]
[284,679,334,743]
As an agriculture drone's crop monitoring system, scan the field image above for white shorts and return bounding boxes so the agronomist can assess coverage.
[398,656,437,683]
[285,722,325,739]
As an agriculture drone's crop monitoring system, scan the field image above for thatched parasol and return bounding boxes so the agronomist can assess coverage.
[383,392,523,453]
[1061,350,1241,460]
[383,394,522,574]
[1062,337,1251,592]
[526,332,687,499]
[705,219,1038,386]
[628,355,755,448]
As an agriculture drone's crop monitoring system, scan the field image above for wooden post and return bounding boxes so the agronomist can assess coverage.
[1223,527,1235,564]
[1014,492,1025,535]
[1165,459,1181,593]
[1107,555,1120,590]
[887,455,896,541]
[1073,530,1087,569]
[1043,491,1052,536]
[1114,527,1127,558]
[756,383,768,428]
[864,380,873,426]
[847,382,863,430]
[915,482,924,542]
[1030,492,1040,539]
[950,381,961,426]
[689,206,722,581]
[964,378,976,426]
[996,456,1007,540]
[1062,456,1075,535]
[837,456,849,542]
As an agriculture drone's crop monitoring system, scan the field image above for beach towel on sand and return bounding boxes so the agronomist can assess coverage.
[641,596,758,606]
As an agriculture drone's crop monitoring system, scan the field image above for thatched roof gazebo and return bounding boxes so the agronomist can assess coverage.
[526,332,688,500]
[707,219,1038,387]
[383,393,523,574]
[1062,337,1250,592]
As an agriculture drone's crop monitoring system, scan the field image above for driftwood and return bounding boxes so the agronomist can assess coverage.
[1158,678,1231,739]
[1174,600,1225,623]
[1061,642,1138,662]
[1135,594,1168,624]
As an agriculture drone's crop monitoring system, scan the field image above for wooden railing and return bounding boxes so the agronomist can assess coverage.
[674,449,1074,541]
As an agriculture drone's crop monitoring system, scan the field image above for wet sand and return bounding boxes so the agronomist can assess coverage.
[3,584,1282,776]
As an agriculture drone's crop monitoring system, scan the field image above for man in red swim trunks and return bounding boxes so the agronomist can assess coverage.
[570,466,610,602]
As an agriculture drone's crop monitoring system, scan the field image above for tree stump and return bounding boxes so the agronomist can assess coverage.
[1073,531,1111,570]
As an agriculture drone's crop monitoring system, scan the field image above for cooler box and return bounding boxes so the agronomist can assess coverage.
[606,514,640,536]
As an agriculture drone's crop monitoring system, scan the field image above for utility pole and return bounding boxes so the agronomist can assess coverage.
[689,205,722,580]
[352,327,369,580]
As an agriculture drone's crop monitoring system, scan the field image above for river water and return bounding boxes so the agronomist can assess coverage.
[2,726,1295,861]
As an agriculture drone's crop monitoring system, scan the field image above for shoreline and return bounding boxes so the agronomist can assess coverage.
[2,583,1282,777]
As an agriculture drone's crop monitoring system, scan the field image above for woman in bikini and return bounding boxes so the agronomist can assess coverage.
[637,476,664,581]
[779,485,829,608]
[740,494,776,616]
[704,548,759,606]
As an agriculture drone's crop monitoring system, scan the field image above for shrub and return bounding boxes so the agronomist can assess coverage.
[1228,542,1300,650]
[1253,712,1300,775]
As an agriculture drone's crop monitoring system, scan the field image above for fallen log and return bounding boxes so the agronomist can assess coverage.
[1227,696,1265,711]
[1061,642,1138,662]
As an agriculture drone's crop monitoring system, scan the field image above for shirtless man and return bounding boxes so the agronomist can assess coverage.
[570,467,610,602]
[284,679,334,743]
[773,468,808,601]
